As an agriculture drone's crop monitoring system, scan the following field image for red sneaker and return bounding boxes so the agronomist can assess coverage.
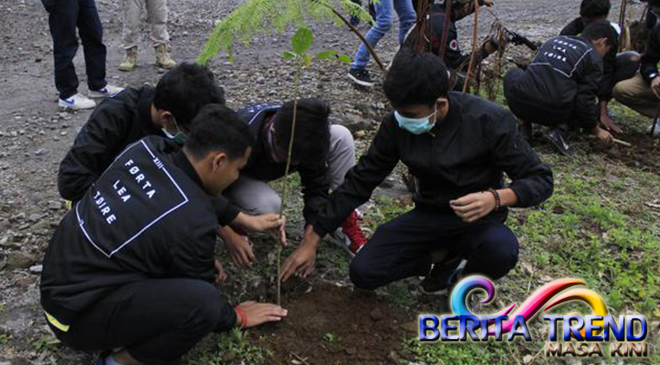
[331,210,368,256]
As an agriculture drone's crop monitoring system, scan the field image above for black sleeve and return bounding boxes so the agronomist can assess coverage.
[574,52,603,130]
[298,163,331,227]
[311,118,400,237]
[641,25,660,84]
[57,106,132,201]
[212,196,240,226]
[487,112,554,207]
[597,46,618,100]
[560,18,584,36]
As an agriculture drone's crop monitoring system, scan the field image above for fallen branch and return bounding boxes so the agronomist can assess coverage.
[645,202,660,210]
[612,138,632,147]
[291,351,312,365]
[328,5,386,71]
[462,0,480,92]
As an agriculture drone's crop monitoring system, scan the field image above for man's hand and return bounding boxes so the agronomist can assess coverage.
[219,226,255,269]
[233,213,287,246]
[594,126,614,144]
[600,114,622,134]
[215,259,227,283]
[235,301,287,328]
[280,226,321,282]
[652,76,660,99]
[450,192,496,223]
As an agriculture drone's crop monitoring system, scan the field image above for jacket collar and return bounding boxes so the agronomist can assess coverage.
[172,149,205,191]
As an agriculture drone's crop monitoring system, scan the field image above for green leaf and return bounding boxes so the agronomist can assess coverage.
[292,27,314,55]
[282,51,297,60]
[338,54,352,64]
[315,49,337,60]
[303,54,313,68]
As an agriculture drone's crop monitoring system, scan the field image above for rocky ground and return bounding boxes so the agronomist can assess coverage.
[0,0,658,364]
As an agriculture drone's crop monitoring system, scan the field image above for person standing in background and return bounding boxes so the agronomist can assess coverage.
[119,0,176,71]
[40,0,123,110]
[347,0,416,87]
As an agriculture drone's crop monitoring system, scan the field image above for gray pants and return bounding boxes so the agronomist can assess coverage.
[224,125,356,215]
[122,0,169,49]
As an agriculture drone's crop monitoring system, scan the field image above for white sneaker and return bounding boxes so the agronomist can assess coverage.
[88,84,124,98]
[647,120,660,137]
[58,93,96,110]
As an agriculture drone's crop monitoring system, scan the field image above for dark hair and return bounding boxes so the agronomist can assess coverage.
[649,0,660,7]
[384,48,449,108]
[580,0,611,18]
[582,20,619,48]
[274,98,331,162]
[184,104,254,160]
[153,62,226,129]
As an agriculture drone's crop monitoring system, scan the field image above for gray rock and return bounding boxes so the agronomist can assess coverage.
[7,252,38,270]
[29,264,42,274]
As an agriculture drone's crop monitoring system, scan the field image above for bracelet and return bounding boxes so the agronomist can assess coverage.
[487,188,501,211]
[234,306,248,329]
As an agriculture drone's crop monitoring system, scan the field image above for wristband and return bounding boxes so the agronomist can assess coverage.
[234,306,248,329]
[487,188,501,211]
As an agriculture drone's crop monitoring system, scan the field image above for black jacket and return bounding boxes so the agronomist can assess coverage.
[641,23,660,84]
[57,86,239,224]
[506,36,603,130]
[234,103,330,226]
[403,5,488,71]
[41,137,236,330]
[311,92,554,237]
[58,86,163,202]
[560,18,618,101]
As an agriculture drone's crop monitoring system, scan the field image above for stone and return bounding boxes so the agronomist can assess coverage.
[7,252,38,270]
[370,308,384,321]
[29,264,43,274]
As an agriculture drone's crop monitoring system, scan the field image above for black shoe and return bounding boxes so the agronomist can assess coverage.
[350,14,360,26]
[546,128,574,155]
[348,68,375,87]
[421,257,466,295]
[519,120,532,143]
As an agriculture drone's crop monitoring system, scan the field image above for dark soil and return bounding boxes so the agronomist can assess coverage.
[590,132,660,174]
[256,283,413,365]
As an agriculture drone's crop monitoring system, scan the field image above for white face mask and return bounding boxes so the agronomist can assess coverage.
[162,116,187,144]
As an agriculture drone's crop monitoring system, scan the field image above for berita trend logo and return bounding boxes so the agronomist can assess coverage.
[419,276,649,358]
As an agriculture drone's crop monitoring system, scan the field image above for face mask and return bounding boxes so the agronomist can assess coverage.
[394,106,437,135]
[162,116,187,144]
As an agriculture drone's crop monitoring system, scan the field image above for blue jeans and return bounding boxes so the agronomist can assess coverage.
[351,0,416,70]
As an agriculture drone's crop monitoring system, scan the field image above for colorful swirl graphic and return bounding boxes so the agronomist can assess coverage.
[449,276,608,336]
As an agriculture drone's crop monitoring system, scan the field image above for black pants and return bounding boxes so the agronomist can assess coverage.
[42,0,107,99]
[48,279,235,365]
[349,207,519,290]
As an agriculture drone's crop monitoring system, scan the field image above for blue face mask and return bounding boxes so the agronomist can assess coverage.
[394,106,437,135]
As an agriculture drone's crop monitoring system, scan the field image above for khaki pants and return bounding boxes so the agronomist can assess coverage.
[613,73,660,118]
[122,0,169,49]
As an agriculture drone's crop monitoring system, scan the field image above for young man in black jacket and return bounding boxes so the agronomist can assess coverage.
[41,105,287,365]
[614,0,660,136]
[58,62,225,203]
[220,99,368,267]
[560,0,640,133]
[504,21,616,155]
[280,49,553,293]
[403,0,498,90]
